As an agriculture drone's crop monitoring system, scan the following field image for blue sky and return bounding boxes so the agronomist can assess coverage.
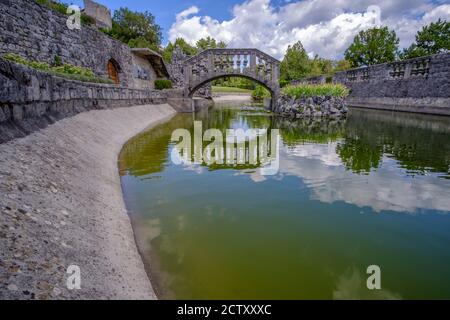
[70,0,242,42]
[70,0,450,59]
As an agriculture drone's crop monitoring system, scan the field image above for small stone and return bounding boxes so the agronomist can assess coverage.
[37,281,53,291]
[53,287,62,296]
[7,284,18,291]
[329,107,339,114]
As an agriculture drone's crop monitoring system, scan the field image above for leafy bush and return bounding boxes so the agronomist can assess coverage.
[252,85,271,100]
[81,14,96,26]
[154,79,172,90]
[3,53,114,84]
[282,84,349,98]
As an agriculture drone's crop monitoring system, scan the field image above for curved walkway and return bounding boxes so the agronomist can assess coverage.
[0,104,176,300]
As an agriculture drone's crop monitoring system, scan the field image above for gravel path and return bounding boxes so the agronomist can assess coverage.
[0,104,176,300]
[213,94,252,102]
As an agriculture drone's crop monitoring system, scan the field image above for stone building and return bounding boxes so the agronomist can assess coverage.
[131,48,169,90]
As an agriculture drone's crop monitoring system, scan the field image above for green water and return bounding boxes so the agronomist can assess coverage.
[119,103,450,300]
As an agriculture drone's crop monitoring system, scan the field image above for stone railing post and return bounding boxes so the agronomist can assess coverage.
[250,52,256,75]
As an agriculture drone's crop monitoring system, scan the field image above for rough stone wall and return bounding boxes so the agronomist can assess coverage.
[83,0,112,29]
[274,95,348,119]
[0,0,133,87]
[0,59,167,143]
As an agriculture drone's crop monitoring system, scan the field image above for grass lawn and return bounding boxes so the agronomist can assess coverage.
[212,86,253,94]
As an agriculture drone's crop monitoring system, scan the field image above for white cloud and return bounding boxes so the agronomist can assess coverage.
[168,0,450,60]
[176,6,200,20]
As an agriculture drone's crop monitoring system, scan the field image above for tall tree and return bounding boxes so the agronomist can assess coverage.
[196,37,227,51]
[110,8,162,50]
[310,55,333,76]
[280,41,311,82]
[162,38,198,63]
[400,19,450,59]
[344,27,399,67]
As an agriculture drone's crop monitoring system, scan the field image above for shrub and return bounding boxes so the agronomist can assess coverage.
[252,85,271,101]
[154,79,172,90]
[3,53,114,84]
[54,55,62,67]
[282,83,349,98]
[81,14,96,26]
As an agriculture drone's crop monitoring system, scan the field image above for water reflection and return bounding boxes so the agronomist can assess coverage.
[119,103,450,299]
[120,106,450,213]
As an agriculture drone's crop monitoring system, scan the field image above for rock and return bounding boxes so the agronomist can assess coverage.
[7,284,18,291]
[52,287,62,296]
[276,94,347,120]
[330,107,339,114]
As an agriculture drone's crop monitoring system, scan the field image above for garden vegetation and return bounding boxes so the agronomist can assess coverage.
[282,84,350,98]
[3,53,114,84]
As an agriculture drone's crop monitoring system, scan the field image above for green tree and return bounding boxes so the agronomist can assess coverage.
[280,41,311,82]
[333,59,352,72]
[344,27,399,67]
[196,37,227,51]
[400,19,450,59]
[162,38,198,63]
[310,55,333,76]
[110,8,162,49]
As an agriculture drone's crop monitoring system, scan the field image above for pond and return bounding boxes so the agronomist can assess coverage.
[119,101,450,300]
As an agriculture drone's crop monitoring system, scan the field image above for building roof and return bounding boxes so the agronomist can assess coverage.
[131,48,170,79]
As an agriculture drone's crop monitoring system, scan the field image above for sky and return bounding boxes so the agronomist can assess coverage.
[70,0,450,60]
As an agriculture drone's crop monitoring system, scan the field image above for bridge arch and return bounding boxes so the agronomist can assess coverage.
[183,49,280,107]
[188,73,275,98]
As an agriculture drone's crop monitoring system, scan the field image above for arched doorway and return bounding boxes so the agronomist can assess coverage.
[107,59,120,84]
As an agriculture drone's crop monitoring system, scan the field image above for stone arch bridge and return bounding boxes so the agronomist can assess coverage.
[183,48,280,107]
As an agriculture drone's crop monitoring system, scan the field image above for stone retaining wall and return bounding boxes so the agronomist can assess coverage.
[0,59,168,143]
[293,53,450,116]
